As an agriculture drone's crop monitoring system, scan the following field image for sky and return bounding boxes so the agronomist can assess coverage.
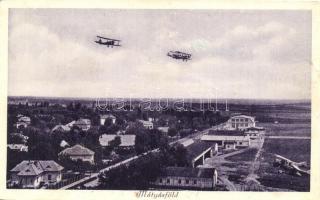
[8,9,311,99]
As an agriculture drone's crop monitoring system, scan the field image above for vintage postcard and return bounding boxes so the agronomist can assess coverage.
[0,0,319,200]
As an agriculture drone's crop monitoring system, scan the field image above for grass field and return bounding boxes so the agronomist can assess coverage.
[258,122,311,137]
[225,148,258,162]
[257,138,310,191]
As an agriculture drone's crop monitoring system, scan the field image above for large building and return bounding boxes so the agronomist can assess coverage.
[10,160,63,188]
[201,130,250,150]
[99,134,136,149]
[59,144,95,164]
[73,118,91,131]
[224,115,256,130]
[185,141,218,168]
[152,167,218,190]
[100,114,116,125]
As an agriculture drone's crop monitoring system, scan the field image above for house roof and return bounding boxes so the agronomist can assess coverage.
[100,114,116,119]
[138,120,153,126]
[59,144,94,156]
[201,135,249,142]
[157,127,169,133]
[159,167,216,179]
[52,124,71,132]
[245,127,265,131]
[229,115,255,121]
[65,120,76,127]
[18,116,31,123]
[11,160,63,176]
[74,118,91,126]
[7,144,28,150]
[60,140,70,148]
[99,134,136,147]
[186,141,215,161]
[208,130,245,136]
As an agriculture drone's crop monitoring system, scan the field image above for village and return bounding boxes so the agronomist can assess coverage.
[6,97,280,191]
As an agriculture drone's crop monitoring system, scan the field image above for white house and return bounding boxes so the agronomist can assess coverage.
[10,160,63,188]
[59,144,95,164]
[224,115,256,130]
[73,118,91,131]
[138,120,153,129]
[100,114,116,125]
[7,144,28,152]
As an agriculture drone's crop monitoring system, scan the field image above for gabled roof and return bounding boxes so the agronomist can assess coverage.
[99,134,136,147]
[59,144,94,156]
[208,130,245,136]
[100,114,116,119]
[160,167,216,179]
[230,115,255,120]
[138,120,153,126]
[7,144,28,150]
[245,127,265,131]
[52,124,71,132]
[186,141,215,161]
[11,160,63,176]
[157,127,169,133]
[74,118,91,125]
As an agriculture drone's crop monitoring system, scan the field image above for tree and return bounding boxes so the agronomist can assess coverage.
[104,118,113,127]
[108,136,121,149]
[168,127,178,137]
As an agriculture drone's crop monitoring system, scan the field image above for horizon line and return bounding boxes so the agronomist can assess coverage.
[7,95,311,102]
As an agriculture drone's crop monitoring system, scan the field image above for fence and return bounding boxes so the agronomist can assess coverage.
[47,174,87,189]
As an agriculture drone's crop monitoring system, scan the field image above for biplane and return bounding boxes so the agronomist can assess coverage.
[167,51,191,61]
[95,36,121,48]
[273,154,310,176]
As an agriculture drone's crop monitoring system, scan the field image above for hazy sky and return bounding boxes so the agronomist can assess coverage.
[9,9,311,99]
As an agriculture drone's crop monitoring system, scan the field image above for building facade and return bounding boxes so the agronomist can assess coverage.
[100,114,116,125]
[10,160,63,188]
[59,144,95,164]
[152,167,218,190]
[224,115,256,130]
[138,120,153,129]
[73,119,91,131]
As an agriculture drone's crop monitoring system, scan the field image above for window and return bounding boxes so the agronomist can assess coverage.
[167,179,170,184]
[232,124,235,128]
[159,178,162,183]
[48,174,52,181]
[193,180,197,185]
[186,179,189,184]
[178,179,181,184]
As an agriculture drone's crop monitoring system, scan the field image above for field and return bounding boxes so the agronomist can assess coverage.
[258,122,311,137]
[225,148,258,162]
[257,138,310,191]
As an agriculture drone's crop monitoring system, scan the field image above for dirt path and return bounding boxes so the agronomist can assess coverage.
[245,137,265,183]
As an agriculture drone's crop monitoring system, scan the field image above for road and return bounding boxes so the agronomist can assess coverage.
[265,136,310,139]
[59,128,209,189]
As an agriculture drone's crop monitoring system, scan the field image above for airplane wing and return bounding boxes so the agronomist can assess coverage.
[97,36,121,42]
